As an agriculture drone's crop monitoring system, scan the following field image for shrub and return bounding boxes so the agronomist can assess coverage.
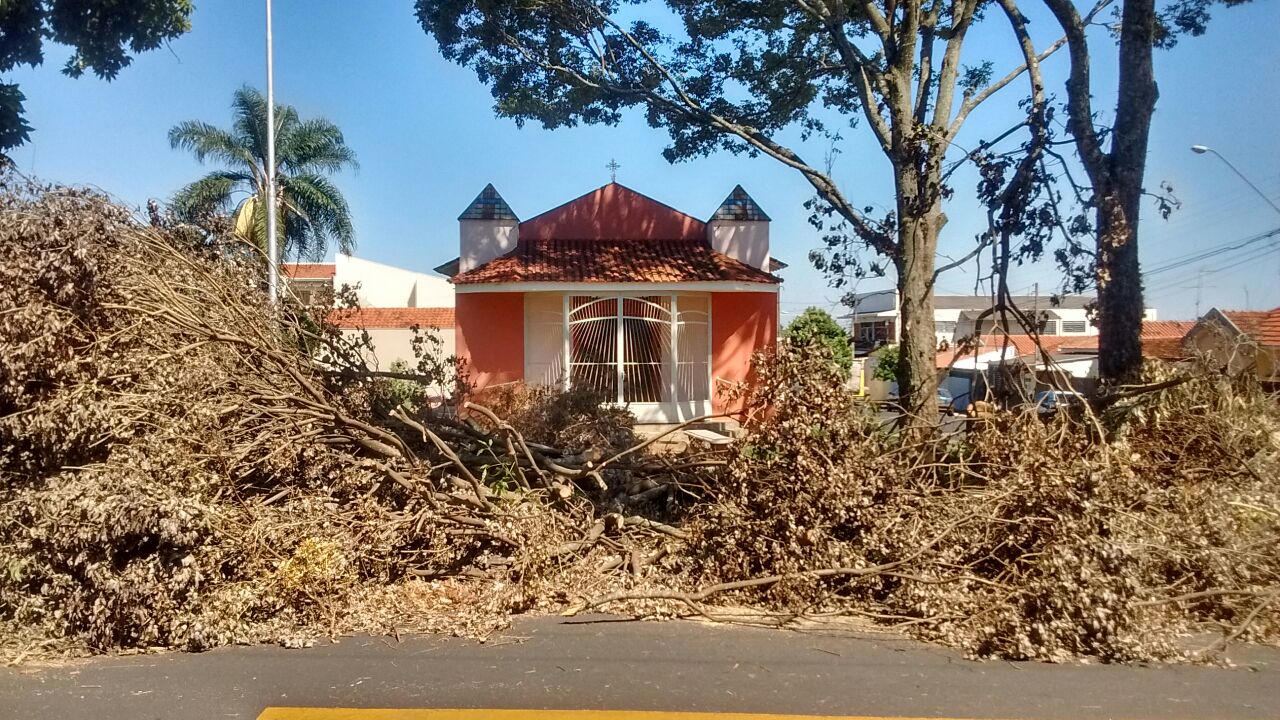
[782,307,852,375]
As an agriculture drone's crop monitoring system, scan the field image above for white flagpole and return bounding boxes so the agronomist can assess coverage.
[264,0,280,304]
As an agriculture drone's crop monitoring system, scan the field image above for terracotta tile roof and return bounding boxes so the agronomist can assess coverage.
[284,263,335,280]
[452,239,780,285]
[329,307,455,329]
[1221,310,1271,339]
[1261,308,1280,347]
[1138,320,1196,360]
[1141,320,1196,339]
[1143,337,1188,360]
[1217,308,1280,347]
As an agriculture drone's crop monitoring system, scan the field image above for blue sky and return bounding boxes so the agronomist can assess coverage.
[7,0,1279,320]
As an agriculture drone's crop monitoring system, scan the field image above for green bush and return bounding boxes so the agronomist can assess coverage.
[782,307,852,374]
[871,344,899,382]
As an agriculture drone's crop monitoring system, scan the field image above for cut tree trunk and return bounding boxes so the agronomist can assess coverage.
[894,188,943,433]
[1096,0,1158,386]
[1095,194,1146,385]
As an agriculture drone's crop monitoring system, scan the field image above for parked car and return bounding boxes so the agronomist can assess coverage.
[1033,389,1085,418]
[885,383,957,415]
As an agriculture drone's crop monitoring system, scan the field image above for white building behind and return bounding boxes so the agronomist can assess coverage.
[844,290,1157,350]
[284,255,456,372]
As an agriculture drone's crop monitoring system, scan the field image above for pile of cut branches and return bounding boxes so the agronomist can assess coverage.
[648,347,1280,662]
[0,175,707,660]
[2,175,1275,665]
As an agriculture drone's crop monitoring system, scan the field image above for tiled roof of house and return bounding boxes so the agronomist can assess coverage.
[452,239,780,285]
[1141,320,1196,338]
[1222,309,1278,345]
[1139,320,1197,360]
[329,307,455,329]
[1260,308,1280,347]
[1142,337,1187,361]
[284,263,336,280]
[1221,310,1270,336]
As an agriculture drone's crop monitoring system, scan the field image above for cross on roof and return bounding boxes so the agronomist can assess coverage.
[606,158,620,182]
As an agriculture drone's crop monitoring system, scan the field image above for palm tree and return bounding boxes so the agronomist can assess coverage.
[169,86,357,260]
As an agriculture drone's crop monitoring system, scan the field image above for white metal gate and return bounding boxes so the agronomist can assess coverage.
[550,294,709,418]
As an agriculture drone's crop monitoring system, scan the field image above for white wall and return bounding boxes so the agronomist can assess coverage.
[1043,309,1095,336]
[524,292,567,387]
[707,220,769,270]
[934,308,963,345]
[460,219,518,273]
[345,327,457,371]
[847,290,897,314]
[849,291,1114,340]
[334,254,454,308]
[1048,356,1098,379]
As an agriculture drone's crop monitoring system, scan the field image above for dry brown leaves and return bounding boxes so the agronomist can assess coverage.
[676,345,1279,662]
[1,174,1275,666]
[0,175,687,661]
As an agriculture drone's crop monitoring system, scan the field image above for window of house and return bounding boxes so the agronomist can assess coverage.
[935,320,957,335]
[1040,319,1058,335]
[1061,320,1087,333]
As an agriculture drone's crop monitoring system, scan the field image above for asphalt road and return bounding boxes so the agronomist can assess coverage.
[3,616,1278,720]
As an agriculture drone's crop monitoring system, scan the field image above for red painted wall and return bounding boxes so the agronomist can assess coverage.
[456,292,525,389]
[519,183,706,241]
[711,292,778,416]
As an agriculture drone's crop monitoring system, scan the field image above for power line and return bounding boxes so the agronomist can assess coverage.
[1143,226,1280,278]
[1145,242,1280,297]
[1148,238,1280,288]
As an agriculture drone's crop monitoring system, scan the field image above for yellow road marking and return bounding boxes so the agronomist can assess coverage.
[257,710,981,720]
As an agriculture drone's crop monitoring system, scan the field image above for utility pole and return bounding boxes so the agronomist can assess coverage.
[1032,282,1039,332]
[1195,269,1204,317]
[264,0,280,304]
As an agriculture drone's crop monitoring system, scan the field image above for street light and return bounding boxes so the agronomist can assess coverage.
[264,0,279,304]
[1190,144,1280,217]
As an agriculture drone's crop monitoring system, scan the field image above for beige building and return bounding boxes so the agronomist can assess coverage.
[1184,307,1280,386]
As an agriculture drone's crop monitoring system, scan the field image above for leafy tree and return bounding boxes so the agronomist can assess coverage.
[415,0,1064,432]
[0,0,193,153]
[169,86,358,261]
[784,307,852,375]
[1042,0,1249,385]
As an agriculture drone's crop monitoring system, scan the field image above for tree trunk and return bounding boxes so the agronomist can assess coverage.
[893,164,943,432]
[1094,194,1145,385]
[1096,0,1158,386]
